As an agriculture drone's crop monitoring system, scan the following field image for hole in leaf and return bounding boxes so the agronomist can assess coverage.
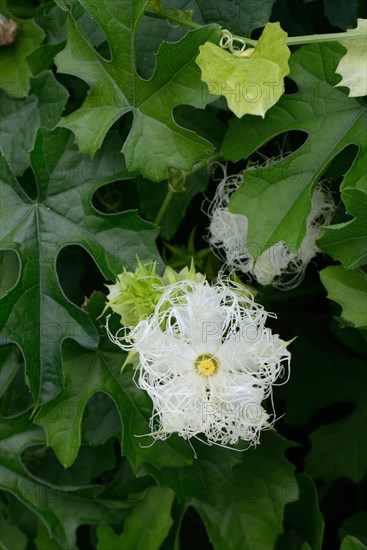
[82,392,122,447]
[77,525,94,550]
[135,15,189,79]
[321,477,367,550]
[56,74,89,117]
[284,77,299,95]
[246,130,308,166]
[3,493,38,540]
[118,110,134,143]
[173,105,226,145]
[270,0,314,36]
[281,424,311,471]
[95,40,112,60]
[180,507,213,550]
[309,401,356,427]
[320,143,359,223]
[92,180,139,214]
[329,317,367,359]
[0,345,32,416]
[56,245,106,307]
[18,167,38,201]
[70,2,111,60]
[323,144,359,182]
[0,249,21,299]
[22,440,117,486]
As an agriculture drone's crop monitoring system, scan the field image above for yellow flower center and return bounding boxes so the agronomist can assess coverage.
[195,354,218,376]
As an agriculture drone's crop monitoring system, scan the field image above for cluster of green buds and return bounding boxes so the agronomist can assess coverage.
[104,258,204,327]
[103,260,163,327]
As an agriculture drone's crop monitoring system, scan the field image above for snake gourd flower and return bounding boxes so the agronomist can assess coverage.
[207,166,335,289]
[107,276,290,449]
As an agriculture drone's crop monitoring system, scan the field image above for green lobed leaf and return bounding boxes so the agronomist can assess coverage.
[97,458,154,509]
[0,345,22,401]
[194,0,277,35]
[0,348,31,417]
[97,487,175,550]
[0,0,365,550]
[27,442,116,488]
[81,391,122,448]
[0,71,68,176]
[55,0,220,181]
[3,494,38,543]
[35,520,76,550]
[0,127,160,406]
[341,536,367,550]
[323,0,361,29]
[34,4,68,47]
[320,266,367,328]
[274,315,367,426]
[0,511,28,550]
[340,512,367,547]
[0,414,121,549]
[35,338,193,469]
[137,1,199,79]
[0,250,20,300]
[284,474,324,550]
[335,19,367,97]
[24,4,68,76]
[196,22,290,118]
[0,17,45,98]
[49,0,105,52]
[134,103,225,239]
[318,170,367,269]
[142,432,298,550]
[305,404,367,484]
[223,43,366,260]
[137,0,277,78]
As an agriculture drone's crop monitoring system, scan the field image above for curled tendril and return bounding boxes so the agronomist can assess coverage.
[167,167,186,192]
[219,29,254,57]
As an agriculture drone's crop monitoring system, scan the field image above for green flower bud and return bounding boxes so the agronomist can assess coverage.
[104,259,205,328]
[162,259,205,285]
[104,260,164,326]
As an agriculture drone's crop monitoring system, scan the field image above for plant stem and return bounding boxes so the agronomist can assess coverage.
[144,10,202,30]
[144,9,366,46]
[155,189,174,226]
[192,151,223,172]
[285,30,366,45]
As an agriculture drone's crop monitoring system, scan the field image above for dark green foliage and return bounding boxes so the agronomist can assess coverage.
[0,1,366,548]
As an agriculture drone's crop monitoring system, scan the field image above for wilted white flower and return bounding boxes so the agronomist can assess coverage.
[207,166,335,289]
[108,277,290,448]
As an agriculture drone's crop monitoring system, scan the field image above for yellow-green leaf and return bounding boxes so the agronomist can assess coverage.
[196,22,290,118]
[336,19,367,97]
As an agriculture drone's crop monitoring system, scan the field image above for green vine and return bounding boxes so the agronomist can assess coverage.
[144,7,367,46]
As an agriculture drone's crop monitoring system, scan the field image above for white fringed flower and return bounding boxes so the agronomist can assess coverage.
[109,278,290,448]
[208,166,335,288]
